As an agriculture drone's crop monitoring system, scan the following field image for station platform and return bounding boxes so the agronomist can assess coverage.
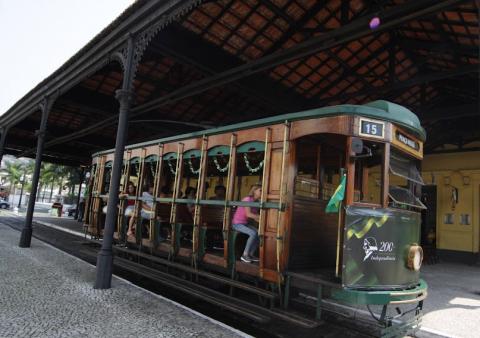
[0,222,249,338]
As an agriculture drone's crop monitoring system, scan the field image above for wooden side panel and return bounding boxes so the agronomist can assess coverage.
[268,147,283,196]
[288,197,338,270]
[290,116,352,140]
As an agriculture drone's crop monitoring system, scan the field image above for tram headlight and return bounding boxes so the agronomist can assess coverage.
[407,244,423,271]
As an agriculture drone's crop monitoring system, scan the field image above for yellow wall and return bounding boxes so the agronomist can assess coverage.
[422,151,480,253]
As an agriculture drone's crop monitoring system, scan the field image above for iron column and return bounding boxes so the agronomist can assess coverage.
[95,36,136,289]
[19,98,52,247]
[94,89,134,288]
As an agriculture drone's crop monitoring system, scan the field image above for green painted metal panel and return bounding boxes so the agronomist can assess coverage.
[207,145,230,156]
[145,155,158,163]
[342,206,421,289]
[184,149,201,158]
[93,101,425,158]
[163,152,177,160]
[237,141,265,153]
[129,156,141,164]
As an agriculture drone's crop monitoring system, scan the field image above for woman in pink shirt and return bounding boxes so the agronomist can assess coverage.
[232,184,261,263]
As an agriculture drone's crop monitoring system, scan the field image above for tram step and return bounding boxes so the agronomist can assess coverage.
[114,256,272,324]
[113,244,277,300]
[78,247,271,323]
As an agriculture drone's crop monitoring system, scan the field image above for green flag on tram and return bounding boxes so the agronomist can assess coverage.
[325,174,346,213]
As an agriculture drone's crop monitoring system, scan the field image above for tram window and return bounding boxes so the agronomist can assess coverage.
[388,149,426,210]
[103,163,112,194]
[180,150,200,200]
[143,157,158,190]
[163,154,177,196]
[295,141,319,198]
[205,146,229,200]
[294,135,345,200]
[353,141,383,204]
[234,143,264,200]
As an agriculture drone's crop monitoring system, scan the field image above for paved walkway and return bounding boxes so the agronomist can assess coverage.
[419,262,480,338]
[0,223,249,338]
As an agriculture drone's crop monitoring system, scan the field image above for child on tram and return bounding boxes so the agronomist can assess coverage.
[232,183,261,263]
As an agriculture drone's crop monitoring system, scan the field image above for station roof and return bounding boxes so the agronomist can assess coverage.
[1,0,478,166]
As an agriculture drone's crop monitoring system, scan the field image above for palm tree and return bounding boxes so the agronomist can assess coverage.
[41,163,57,202]
[16,159,34,208]
[4,160,23,203]
[65,166,82,197]
[36,163,46,201]
[54,165,69,196]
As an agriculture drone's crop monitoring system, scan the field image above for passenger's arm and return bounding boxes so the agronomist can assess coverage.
[245,207,259,222]
[142,202,152,211]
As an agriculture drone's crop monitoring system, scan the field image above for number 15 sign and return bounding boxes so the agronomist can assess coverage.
[358,117,385,139]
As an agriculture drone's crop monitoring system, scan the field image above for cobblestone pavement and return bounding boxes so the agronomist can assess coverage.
[0,223,249,338]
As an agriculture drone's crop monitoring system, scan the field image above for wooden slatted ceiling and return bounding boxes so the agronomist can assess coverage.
[5,0,478,164]
[178,0,477,109]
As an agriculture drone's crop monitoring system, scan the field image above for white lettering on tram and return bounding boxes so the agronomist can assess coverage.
[397,133,418,149]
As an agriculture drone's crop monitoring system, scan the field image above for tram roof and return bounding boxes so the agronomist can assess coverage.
[0,0,477,166]
[94,100,425,157]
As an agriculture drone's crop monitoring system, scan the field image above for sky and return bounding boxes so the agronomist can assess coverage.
[0,0,135,115]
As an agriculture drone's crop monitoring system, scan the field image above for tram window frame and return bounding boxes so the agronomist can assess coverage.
[293,135,345,201]
[388,149,426,210]
[351,140,384,207]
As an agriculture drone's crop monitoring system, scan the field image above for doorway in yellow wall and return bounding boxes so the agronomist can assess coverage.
[421,185,437,263]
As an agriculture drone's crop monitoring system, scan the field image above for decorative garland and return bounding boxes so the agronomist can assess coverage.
[243,153,264,173]
[213,156,229,172]
[149,163,156,178]
[167,158,177,175]
[188,159,200,175]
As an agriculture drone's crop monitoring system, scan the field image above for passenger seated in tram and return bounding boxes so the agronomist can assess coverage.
[119,181,136,237]
[126,184,154,237]
[232,183,261,263]
[183,186,197,215]
[159,185,172,198]
[119,181,136,217]
[209,185,226,200]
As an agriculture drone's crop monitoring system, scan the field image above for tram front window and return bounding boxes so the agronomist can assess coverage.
[353,141,384,205]
[294,134,345,200]
[388,149,426,210]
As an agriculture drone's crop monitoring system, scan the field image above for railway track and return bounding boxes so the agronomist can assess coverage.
[1,215,374,338]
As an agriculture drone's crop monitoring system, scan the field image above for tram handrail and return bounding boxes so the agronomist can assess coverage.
[96,195,285,210]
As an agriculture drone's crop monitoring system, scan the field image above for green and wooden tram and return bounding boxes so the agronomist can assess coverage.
[85,100,427,335]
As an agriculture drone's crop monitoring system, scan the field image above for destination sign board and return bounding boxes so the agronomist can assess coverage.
[396,131,419,150]
[391,126,423,159]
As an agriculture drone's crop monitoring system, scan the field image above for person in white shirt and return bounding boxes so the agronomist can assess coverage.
[127,185,154,237]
